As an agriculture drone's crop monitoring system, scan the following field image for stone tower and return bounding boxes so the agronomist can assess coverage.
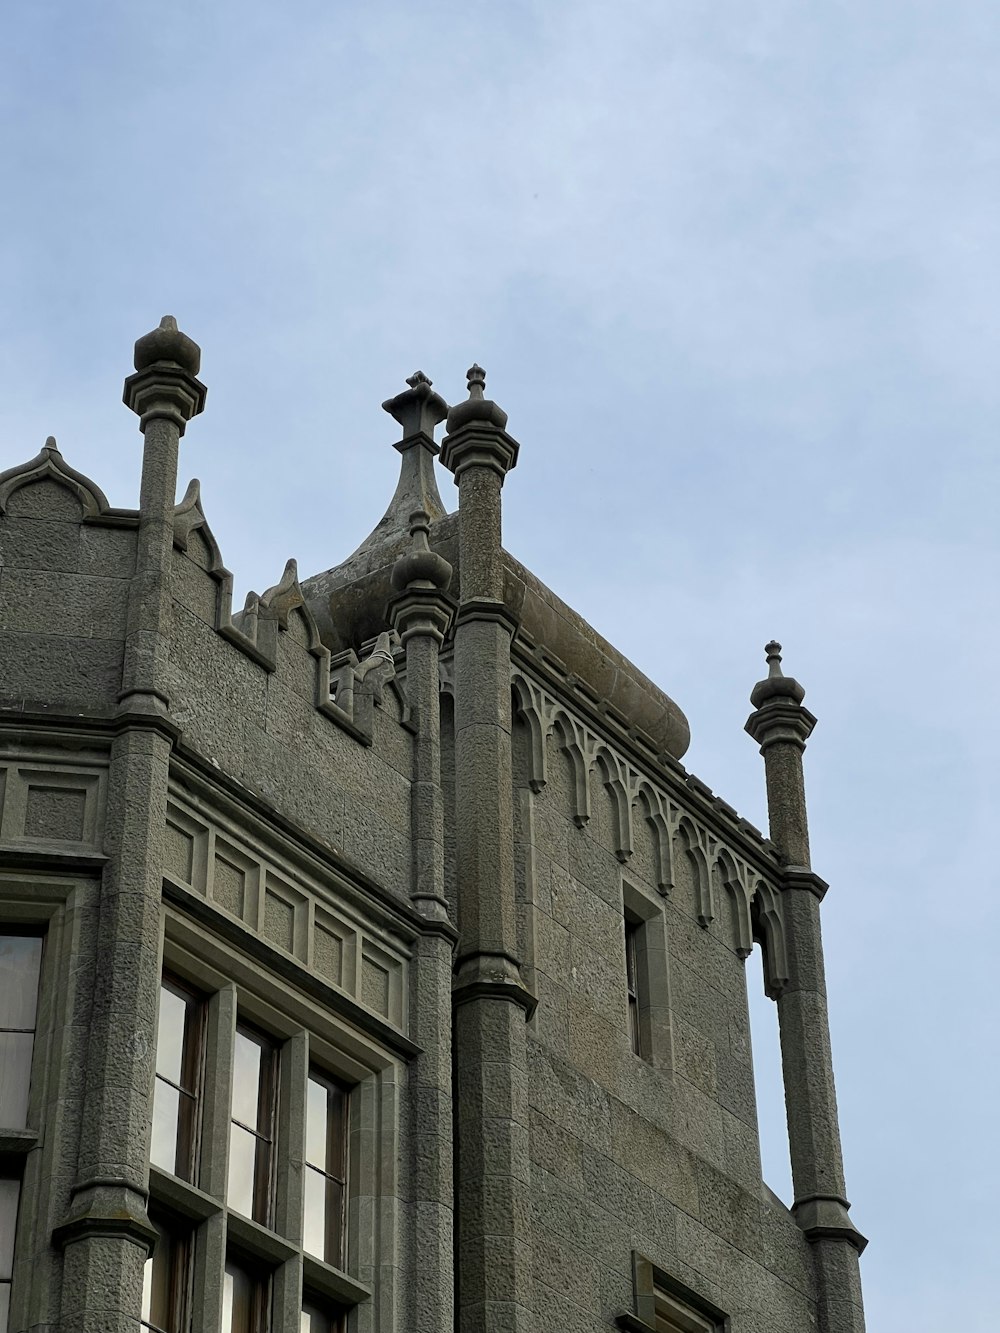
[0,320,866,1333]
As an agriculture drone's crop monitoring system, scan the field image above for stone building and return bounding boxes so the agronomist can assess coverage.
[0,317,866,1332]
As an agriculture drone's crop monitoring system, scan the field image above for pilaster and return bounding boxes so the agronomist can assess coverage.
[746,642,866,1333]
[441,368,535,1333]
[56,318,205,1332]
[387,374,459,1333]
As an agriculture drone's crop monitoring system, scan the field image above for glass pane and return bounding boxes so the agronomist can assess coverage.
[0,1180,20,1279]
[303,1165,325,1260]
[0,1283,9,1333]
[150,1080,181,1175]
[231,1030,262,1128]
[0,937,42,1030]
[306,1075,345,1177]
[301,1300,333,1333]
[223,1258,253,1333]
[141,1223,175,1331]
[227,1125,257,1218]
[303,1167,343,1266]
[0,1034,34,1128]
[305,1076,327,1169]
[155,986,189,1085]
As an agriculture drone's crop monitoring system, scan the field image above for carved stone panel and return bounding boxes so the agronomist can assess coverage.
[164,791,410,1032]
[0,762,106,850]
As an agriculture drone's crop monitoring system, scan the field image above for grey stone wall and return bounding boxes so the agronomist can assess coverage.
[506,684,819,1331]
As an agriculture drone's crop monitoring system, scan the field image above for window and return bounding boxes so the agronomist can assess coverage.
[624,914,643,1057]
[228,1025,278,1225]
[0,1176,20,1333]
[151,977,204,1182]
[618,1251,726,1333]
[303,1070,347,1266]
[654,1291,717,1333]
[301,1296,345,1332]
[222,1252,269,1333]
[0,933,43,1129]
[140,1213,189,1333]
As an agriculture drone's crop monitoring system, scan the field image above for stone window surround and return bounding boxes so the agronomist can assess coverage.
[621,879,672,1070]
[616,1250,730,1333]
[152,904,400,1333]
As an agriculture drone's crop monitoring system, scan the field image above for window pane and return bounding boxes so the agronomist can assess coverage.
[141,1223,176,1332]
[0,1180,20,1279]
[305,1077,327,1169]
[306,1076,346,1177]
[150,1080,181,1174]
[0,937,42,1030]
[301,1300,335,1333]
[227,1125,257,1218]
[155,986,189,1086]
[231,1030,262,1128]
[223,1258,254,1333]
[303,1166,343,1266]
[0,1283,9,1333]
[0,1034,34,1128]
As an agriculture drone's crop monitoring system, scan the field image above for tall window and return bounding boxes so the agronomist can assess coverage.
[140,1213,188,1333]
[228,1025,277,1224]
[223,1253,268,1333]
[624,914,643,1058]
[303,1070,348,1266]
[151,977,204,1182]
[0,1176,20,1333]
[0,933,43,1129]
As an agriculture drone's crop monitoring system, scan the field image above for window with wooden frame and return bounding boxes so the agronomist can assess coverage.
[140,1210,190,1333]
[228,1024,279,1226]
[0,1174,21,1333]
[0,932,43,1131]
[222,1250,270,1333]
[151,976,205,1183]
[303,1069,348,1267]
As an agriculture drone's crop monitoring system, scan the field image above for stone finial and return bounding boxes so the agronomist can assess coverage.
[43,435,58,454]
[133,315,202,375]
[444,363,510,434]
[390,509,453,593]
[750,640,806,709]
[382,371,449,443]
[124,315,207,431]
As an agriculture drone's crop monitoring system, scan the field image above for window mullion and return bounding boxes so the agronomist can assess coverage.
[202,985,237,1200]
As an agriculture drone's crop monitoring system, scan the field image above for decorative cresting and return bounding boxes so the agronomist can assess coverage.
[0,435,125,519]
[746,641,867,1333]
[510,666,790,994]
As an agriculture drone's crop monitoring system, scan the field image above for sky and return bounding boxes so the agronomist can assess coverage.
[2,2,998,1327]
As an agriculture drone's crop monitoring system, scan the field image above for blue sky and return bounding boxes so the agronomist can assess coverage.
[2,3,998,1327]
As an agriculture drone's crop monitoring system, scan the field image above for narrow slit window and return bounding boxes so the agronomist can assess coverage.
[0,933,43,1130]
[140,1212,188,1333]
[624,914,643,1058]
[222,1252,269,1333]
[151,977,204,1182]
[303,1070,348,1267]
[228,1025,278,1225]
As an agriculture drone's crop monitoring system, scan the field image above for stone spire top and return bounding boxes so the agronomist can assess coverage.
[445,364,510,434]
[750,639,807,709]
[346,373,451,561]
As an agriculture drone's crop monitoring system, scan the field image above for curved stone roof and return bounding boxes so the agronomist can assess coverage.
[300,393,690,761]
